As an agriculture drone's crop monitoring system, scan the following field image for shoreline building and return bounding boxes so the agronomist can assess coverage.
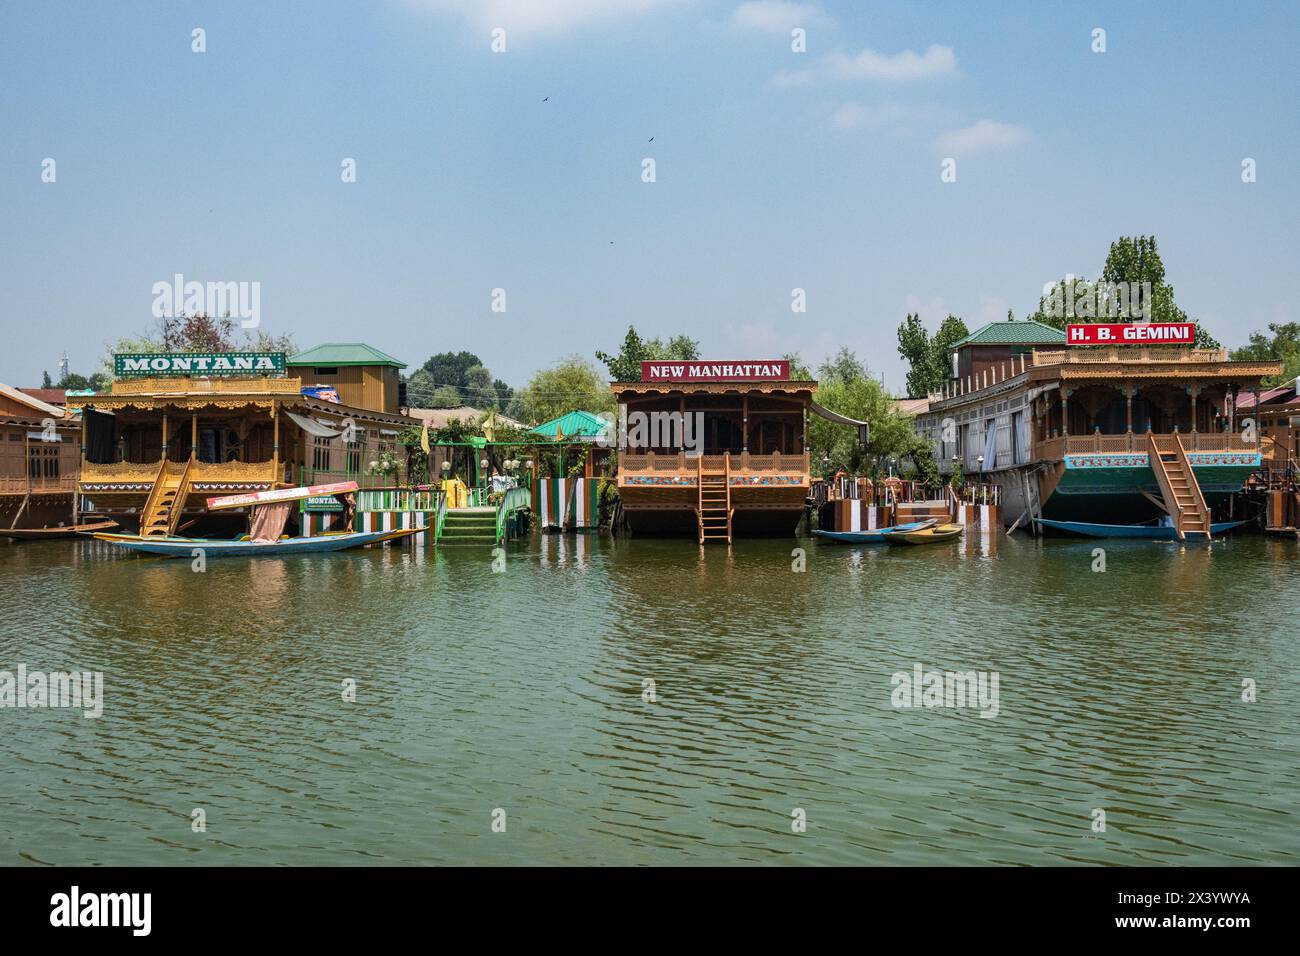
[0,383,81,531]
[913,319,1282,537]
[611,360,866,541]
[66,347,417,537]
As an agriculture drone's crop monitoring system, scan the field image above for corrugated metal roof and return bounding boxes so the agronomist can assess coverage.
[288,343,407,368]
[951,320,1065,349]
[529,410,609,439]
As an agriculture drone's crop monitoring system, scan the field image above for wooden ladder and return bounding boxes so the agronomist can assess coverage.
[697,453,732,544]
[1148,433,1210,540]
[140,459,192,538]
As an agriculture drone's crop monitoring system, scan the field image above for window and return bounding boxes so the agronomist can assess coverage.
[312,436,332,471]
[28,444,59,480]
[313,367,338,375]
[345,428,365,475]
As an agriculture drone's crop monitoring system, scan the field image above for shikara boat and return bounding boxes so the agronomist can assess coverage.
[885,522,964,545]
[88,526,422,558]
[812,519,937,544]
[0,521,119,541]
[1035,518,1247,540]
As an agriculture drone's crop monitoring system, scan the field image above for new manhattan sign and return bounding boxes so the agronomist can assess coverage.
[640,360,791,383]
[114,352,286,377]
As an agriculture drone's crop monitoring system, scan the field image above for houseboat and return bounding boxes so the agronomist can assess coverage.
[65,345,419,538]
[1235,377,1300,533]
[0,383,83,535]
[611,360,865,541]
[913,319,1283,538]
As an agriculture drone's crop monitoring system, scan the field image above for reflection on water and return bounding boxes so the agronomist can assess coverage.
[1,530,1297,865]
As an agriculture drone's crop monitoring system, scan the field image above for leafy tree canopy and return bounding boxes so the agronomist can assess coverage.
[513,355,615,425]
[595,326,700,382]
[1029,236,1219,347]
[896,313,969,398]
[405,350,513,411]
[807,347,935,481]
[1230,322,1300,386]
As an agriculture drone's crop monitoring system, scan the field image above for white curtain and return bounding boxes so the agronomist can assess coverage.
[982,420,997,471]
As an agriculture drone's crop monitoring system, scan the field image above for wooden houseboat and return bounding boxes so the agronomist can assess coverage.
[913,319,1283,538]
[0,383,83,534]
[65,347,419,538]
[612,360,864,541]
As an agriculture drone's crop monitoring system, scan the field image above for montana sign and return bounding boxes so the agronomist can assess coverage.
[114,352,286,377]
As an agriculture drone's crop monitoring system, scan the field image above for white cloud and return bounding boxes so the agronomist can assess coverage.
[830,100,949,134]
[732,1,830,34]
[936,119,1030,154]
[773,43,957,87]
[409,0,680,35]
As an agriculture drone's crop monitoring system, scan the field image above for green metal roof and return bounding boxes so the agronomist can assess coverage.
[287,343,407,368]
[950,319,1065,349]
[528,410,609,440]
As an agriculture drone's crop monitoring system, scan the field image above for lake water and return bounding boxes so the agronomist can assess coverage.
[2,530,1297,865]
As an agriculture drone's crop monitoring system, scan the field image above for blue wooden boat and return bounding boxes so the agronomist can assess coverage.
[812,519,937,544]
[1035,518,1247,540]
[88,527,422,557]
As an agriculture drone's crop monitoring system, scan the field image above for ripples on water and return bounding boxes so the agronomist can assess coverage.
[1,532,1296,865]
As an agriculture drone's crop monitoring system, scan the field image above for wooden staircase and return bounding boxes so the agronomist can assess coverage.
[697,454,732,544]
[140,459,192,538]
[1148,433,1210,540]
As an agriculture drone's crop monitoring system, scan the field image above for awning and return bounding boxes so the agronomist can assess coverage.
[809,400,870,444]
[284,409,343,438]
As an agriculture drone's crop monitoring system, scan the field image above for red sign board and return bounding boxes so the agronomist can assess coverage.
[1066,322,1196,346]
[640,360,790,383]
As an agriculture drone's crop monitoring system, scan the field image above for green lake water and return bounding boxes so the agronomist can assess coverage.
[1,530,1297,865]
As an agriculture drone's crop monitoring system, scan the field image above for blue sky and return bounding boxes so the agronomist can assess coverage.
[2,0,1297,393]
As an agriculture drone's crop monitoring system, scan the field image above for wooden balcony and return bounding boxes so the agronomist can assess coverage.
[618,451,809,486]
[1035,431,1257,460]
[0,475,78,495]
[80,459,278,486]
[107,376,302,395]
[1032,347,1229,365]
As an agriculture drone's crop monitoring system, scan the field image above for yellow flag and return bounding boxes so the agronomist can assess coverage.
[483,411,495,443]
[555,424,565,443]
[420,421,430,455]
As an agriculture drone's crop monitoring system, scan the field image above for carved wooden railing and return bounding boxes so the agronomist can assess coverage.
[1032,347,1228,365]
[190,460,277,482]
[80,460,166,483]
[619,451,809,478]
[110,376,301,395]
[1036,432,1257,459]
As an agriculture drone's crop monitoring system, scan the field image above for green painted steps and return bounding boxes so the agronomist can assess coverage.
[439,509,499,545]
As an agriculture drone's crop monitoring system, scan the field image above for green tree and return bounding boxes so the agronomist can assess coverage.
[896,313,968,397]
[405,351,512,410]
[807,348,933,477]
[41,370,52,388]
[595,326,700,381]
[513,355,615,425]
[1231,322,1300,385]
[1030,236,1218,347]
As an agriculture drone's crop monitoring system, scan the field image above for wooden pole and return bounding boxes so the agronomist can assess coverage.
[271,400,279,484]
